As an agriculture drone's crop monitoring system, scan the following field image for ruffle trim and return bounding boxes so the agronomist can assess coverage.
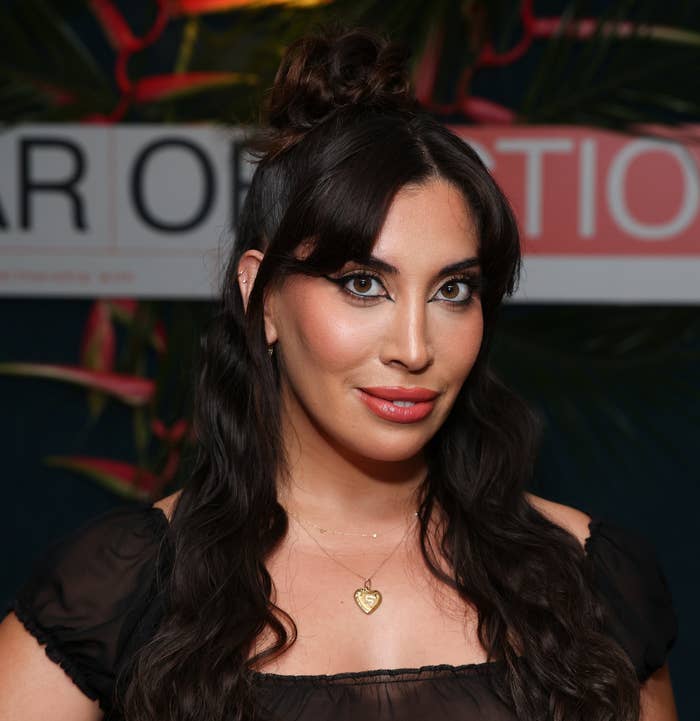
[9,598,109,712]
[250,660,506,686]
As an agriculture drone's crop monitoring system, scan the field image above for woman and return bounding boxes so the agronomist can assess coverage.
[0,27,678,721]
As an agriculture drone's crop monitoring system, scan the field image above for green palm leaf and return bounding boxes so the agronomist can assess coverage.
[521,1,700,129]
[0,0,114,122]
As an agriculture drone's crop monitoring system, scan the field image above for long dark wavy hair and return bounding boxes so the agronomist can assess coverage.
[118,27,640,721]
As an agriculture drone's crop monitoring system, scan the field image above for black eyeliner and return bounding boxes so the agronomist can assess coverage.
[323,272,389,302]
[325,270,483,306]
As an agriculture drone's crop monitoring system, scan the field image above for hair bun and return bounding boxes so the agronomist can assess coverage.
[265,28,415,144]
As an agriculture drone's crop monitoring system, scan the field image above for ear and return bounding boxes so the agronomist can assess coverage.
[236,249,262,311]
[236,250,279,346]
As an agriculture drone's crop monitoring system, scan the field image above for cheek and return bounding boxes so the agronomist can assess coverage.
[277,284,378,373]
[438,310,484,382]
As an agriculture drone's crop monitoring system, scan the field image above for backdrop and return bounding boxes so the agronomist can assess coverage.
[2,0,698,718]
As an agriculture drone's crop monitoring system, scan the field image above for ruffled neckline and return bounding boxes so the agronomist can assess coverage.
[248,660,507,685]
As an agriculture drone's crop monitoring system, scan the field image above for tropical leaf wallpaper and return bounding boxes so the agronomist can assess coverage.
[2,0,699,127]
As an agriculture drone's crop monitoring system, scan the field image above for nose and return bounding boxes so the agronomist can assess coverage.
[379,297,434,372]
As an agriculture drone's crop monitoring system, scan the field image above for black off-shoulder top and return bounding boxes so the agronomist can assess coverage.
[3,502,678,720]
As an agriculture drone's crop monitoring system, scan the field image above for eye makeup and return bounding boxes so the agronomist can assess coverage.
[324,269,483,307]
[433,274,483,306]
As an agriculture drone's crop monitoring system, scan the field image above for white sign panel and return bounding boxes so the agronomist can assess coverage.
[0,125,251,298]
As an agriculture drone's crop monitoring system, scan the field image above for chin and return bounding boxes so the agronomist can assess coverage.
[339,430,434,464]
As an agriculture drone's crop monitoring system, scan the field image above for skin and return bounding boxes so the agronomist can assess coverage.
[0,178,677,719]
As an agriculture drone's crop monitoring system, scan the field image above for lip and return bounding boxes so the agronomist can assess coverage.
[359,386,439,402]
[356,388,437,424]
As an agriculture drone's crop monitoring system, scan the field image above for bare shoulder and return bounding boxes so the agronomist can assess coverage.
[153,489,182,523]
[525,493,593,549]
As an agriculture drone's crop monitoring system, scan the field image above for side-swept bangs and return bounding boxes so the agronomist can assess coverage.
[237,107,521,321]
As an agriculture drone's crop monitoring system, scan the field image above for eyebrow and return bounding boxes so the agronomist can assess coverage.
[351,255,481,277]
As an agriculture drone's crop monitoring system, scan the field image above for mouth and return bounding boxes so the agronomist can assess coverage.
[356,387,439,423]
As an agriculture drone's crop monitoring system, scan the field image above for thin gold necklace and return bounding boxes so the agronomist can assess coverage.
[288,510,419,615]
[285,507,416,539]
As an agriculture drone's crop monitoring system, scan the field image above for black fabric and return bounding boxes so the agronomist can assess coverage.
[584,519,678,683]
[252,663,516,721]
[3,504,171,713]
[3,502,678,720]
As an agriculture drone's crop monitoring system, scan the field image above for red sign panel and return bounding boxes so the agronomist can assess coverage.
[453,126,700,256]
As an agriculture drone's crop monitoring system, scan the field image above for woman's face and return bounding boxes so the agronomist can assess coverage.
[250,178,484,465]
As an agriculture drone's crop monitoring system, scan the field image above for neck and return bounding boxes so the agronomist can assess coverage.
[277,400,426,531]
[278,464,424,529]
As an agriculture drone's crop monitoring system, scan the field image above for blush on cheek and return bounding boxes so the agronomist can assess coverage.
[282,278,380,371]
[295,308,379,371]
[449,318,483,382]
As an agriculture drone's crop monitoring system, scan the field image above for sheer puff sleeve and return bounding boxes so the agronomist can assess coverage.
[585,519,678,683]
[2,503,171,713]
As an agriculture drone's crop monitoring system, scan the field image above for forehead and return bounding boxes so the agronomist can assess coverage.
[371,179,478,268]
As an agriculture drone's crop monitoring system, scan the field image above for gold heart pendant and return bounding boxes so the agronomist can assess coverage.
[354,586,382,614]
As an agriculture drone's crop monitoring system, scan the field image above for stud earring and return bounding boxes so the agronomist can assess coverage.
[237,271,248,285]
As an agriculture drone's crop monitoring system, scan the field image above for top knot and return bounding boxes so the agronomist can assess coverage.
[261,27,415,156]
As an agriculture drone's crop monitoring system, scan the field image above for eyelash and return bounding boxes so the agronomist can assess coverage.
[326,271,482,306]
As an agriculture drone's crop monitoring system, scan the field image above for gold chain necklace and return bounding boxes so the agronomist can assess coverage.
[288,510,419,615]
[285,508,415,539]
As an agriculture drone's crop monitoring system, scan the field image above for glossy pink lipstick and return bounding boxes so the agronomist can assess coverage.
[357,386,438,423]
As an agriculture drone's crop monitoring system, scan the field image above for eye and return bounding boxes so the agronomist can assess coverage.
[338,273,387,299]
[433,277,474,304]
